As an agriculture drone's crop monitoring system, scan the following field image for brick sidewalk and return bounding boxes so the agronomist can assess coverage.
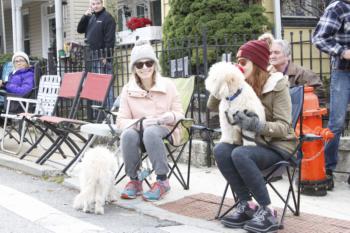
[159,193,350,233]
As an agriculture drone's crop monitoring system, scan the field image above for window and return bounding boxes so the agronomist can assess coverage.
[136,3,147,18]
[47,5,55,15]
[117,8,124,31]
[281,0,328,27]
[150,0,161,26]
[23,11,30,55]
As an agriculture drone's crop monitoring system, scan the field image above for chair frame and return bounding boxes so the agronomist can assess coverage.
[33,72,113,166]
[19,72,87,161]
[215,86,323,229]
[112,76,196,190]
[0,75,61,154]
[62,97,121,174]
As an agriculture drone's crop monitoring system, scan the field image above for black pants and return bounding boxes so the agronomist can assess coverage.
[214,143,282,206]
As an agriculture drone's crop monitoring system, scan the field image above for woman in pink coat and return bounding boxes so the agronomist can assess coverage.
[116,40,184,201]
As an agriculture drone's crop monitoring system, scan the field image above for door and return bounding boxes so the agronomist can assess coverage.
[41,3,56,58]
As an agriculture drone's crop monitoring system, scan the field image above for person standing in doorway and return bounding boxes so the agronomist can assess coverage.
[312,0,350,187]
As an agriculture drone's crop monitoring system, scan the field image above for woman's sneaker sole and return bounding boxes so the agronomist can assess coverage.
[243,223,279,233]
[120,192,142,199]
[221,219,247,228]
[142,190,169,202]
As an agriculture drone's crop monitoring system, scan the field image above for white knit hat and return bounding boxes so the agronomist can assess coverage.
[129,40,160,71]
[12,51,30,65]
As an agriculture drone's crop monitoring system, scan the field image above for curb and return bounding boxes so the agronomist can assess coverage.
[0,153,61,177]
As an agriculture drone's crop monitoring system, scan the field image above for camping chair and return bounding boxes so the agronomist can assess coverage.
[113,76,195,190]
[0,74,61,154]
[62,96,121,174]
[215,86,322,229]
[32,72,113,167]
[19,72,86,161]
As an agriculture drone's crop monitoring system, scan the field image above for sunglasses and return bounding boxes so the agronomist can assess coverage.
[135,60,155,69]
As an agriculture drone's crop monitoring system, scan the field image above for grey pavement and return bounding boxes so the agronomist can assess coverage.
[0,135,349,232]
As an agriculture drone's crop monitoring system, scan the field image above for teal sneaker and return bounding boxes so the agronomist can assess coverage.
[120,180,143,199]
[142,179,170,201]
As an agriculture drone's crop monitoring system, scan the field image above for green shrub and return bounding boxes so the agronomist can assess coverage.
[161,0,271,73]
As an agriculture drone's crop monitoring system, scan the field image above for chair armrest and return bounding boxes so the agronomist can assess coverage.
[191,124,221,133]
[91,105,105,110]
[181,118,195,129]
[164,118,194,144]
[6,96,38,104]
[91,104,118,117]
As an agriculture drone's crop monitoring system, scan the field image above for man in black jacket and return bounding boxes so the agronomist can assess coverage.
[77,0,116,72]
[77,0,116,109]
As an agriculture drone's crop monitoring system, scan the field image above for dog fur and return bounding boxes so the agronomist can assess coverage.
[73,146,118,214]
[206,61,265,145]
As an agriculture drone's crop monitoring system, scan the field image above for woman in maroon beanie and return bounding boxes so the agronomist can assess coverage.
[207,39,298,233]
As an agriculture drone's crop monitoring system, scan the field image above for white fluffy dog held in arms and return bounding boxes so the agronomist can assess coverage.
[205,61,265,145]
[73,146,117,214]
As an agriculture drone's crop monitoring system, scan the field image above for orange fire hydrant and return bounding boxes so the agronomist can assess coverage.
[297,86,334,196]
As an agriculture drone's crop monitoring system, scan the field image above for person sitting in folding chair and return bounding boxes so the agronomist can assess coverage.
[116,40,184,201]
[0,52,34,112]
[207,39,298,233]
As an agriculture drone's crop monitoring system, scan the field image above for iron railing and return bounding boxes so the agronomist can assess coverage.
[48,29,332,128]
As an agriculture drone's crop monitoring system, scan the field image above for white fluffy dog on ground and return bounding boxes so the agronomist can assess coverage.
[73,146,117,215]
[206,61,265,145]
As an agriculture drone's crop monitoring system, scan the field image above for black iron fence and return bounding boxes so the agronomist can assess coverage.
[49,29,332,128]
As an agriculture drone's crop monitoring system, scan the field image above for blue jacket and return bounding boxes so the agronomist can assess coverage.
[5,66,34,96]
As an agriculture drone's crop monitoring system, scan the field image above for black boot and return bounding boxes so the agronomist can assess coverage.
[221,201,258,228]
[326,169,334,191]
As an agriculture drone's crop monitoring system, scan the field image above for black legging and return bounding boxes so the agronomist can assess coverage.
[214,143,282,206]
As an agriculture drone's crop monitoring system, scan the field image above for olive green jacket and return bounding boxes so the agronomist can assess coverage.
[207,72,298,154]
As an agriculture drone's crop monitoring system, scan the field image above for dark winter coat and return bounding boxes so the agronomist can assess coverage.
[77,8,116,51]
[5,66,34,96]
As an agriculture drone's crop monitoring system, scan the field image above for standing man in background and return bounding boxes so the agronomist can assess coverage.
[312,0,350,187]
[77,0,116,61]
[77,0,116,108]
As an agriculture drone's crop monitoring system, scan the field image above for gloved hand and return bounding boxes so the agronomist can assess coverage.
[157,112,175,125]
[233,110,264,132]
[142,118,159,128]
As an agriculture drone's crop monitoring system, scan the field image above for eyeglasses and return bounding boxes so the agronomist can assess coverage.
[135,60,154,69]
[14,59,26,63]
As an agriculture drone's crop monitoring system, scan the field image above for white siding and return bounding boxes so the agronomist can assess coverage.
[4,9,12,53]
[24,2,42,57]
[65,0,89,44]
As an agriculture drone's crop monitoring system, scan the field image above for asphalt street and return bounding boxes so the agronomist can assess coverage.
[0,166,178,233]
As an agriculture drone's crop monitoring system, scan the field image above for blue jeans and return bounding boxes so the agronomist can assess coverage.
[325,70,350,170]
[214,143,282,206]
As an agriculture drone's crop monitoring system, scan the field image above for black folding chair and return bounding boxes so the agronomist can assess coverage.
[215,86,322,229]
[114,76,196,190]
